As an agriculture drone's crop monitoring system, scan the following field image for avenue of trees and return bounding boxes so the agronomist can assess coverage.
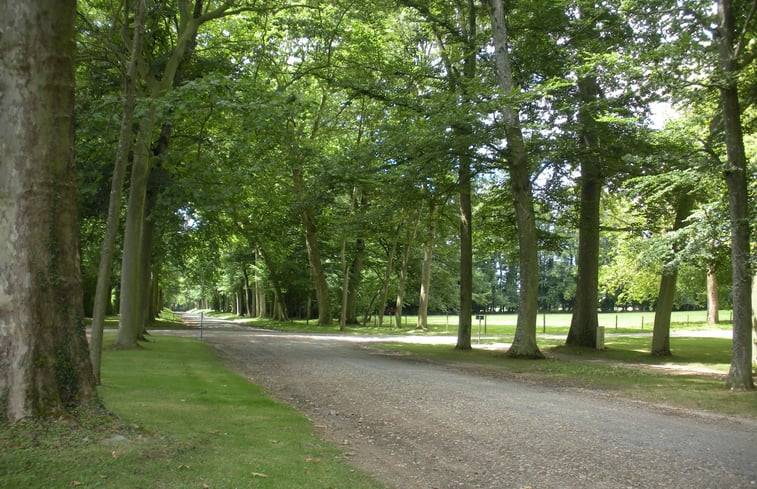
[1,0,755,419]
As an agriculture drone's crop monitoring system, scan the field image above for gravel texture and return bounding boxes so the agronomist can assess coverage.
[168,318,757,489]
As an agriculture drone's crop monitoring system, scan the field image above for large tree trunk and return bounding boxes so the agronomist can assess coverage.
[651,194,694,356]
[706,262,720,324]
[417,201,437,330]
[90,0,147,383]
[718,0,754,390]
[566,74,604,348]
[487,0,542,358]
[0,0,97,420]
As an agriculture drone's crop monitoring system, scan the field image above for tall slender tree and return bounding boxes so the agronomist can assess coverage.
[89,0,147,381]
[486,0,543,357]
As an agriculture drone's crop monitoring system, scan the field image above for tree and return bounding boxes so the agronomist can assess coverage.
[486,0,543,358]
[88,0,147,384]
[651,192,695,356]
[717,0,754,390]
[0,0,97,420]
[116,0,251,346]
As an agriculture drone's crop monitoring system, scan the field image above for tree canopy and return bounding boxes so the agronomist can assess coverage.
[71,0,756,388]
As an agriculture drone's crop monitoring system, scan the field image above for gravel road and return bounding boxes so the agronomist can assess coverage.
[167,317,756,489]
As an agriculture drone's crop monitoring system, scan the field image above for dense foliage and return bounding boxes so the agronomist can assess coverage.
[74,1,755,373]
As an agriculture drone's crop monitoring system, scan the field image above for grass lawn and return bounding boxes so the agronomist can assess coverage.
[206,309,734,337]
[0,334,386,489]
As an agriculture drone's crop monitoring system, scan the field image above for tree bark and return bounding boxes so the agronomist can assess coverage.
[706,262,720,324]
[0,0,97,420]
[90,0,147,383]
[718,0,754,390]
[651,194,694,356]
[487,0,542,358]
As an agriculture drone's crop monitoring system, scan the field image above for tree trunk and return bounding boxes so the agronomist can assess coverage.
[718,0,754,390]
[257,245,288,321]
[417,201,437,330]
[395,218,419,328]
[651,194,694,356]
[706,262,720,324]
[242,266,253,317]
[508,162,542,358]
[457,155,474,349]
[752,275,756,366]
[116,113,155,348]
[0,0,97,420]
[90,0,147,383]
[378,224,401,327]
[455,0,477,351]
[566,74,604,348]
[293,167,331,325]
[346,238,365,324]
[487,0,542,358]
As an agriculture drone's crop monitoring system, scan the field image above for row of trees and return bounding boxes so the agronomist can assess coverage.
[73,0,755,389]
[2,0,753,421]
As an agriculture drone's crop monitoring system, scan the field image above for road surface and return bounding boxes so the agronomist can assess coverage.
[166,315,756,489]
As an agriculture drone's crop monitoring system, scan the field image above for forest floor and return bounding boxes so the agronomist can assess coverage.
[165,314,756,489]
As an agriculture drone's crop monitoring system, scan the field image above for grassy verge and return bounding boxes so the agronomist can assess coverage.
[0,335,386,489]
[372,337,756,418]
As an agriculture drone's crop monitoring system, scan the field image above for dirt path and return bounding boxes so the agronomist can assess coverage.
[166,317,756,489]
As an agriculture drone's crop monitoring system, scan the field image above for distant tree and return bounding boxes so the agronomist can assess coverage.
[0,0,97,420]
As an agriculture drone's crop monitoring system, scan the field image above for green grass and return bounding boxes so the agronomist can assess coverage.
[219,310,733,337]
[0,335,386,489]
[372,336,756,418]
